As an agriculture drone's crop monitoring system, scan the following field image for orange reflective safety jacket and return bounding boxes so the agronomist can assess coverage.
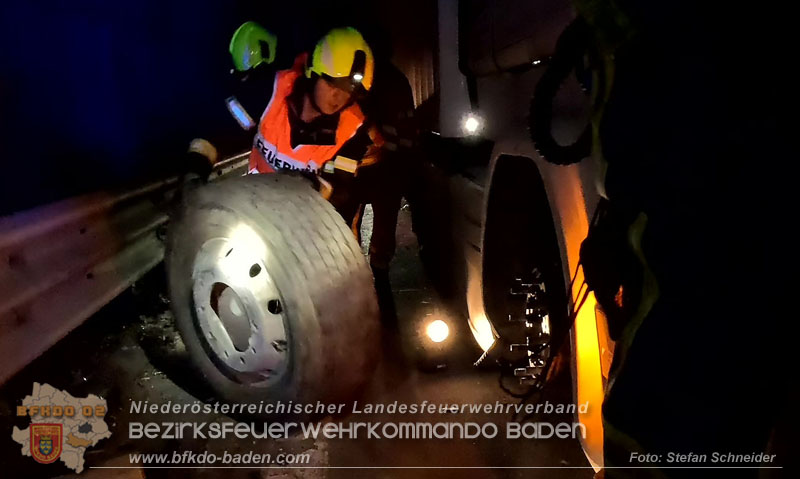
[248,60,366,175]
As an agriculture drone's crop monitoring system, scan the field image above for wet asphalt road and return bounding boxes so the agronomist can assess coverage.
[0,206,592,479]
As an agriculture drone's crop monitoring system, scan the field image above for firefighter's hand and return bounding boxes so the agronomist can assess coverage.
[184,138,219,181]
[282,169,333,200]
[317,176,333,200]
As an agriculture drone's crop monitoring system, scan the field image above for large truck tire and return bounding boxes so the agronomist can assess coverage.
[166,174,379,418]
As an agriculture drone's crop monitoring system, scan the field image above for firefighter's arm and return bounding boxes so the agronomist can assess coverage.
[316,125,378,206]
[185,66,281,181]
[356,125,384,170]
[317,177,334,200]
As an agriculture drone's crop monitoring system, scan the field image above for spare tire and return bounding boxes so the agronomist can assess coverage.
[166,174,379,418]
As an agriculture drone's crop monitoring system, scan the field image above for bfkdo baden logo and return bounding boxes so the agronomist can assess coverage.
[31,423,63,464]
[12,383,111,473]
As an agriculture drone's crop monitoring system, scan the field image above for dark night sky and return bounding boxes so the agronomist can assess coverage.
[0,0,430,215]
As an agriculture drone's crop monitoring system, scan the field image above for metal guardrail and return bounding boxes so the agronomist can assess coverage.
[0,153,249,385]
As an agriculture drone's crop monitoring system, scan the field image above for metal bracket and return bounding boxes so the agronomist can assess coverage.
[505,269,552,385]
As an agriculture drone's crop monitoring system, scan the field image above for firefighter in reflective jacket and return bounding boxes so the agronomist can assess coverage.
[249,26,380,226]
[187,25,381,228]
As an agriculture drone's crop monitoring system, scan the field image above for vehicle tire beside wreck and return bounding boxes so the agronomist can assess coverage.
[166,174,379,418]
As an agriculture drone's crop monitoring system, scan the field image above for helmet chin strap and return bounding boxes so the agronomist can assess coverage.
[305,75,334,118]
[308,91,324,115]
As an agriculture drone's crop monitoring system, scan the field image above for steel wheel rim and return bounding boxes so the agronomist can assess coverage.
[191,236,289,386]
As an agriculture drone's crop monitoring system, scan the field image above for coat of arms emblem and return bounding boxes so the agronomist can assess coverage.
[30,424,62,464]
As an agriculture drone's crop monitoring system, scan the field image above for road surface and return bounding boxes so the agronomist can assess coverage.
[1,206,592,479]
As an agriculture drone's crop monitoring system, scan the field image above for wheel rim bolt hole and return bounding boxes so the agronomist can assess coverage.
[267,299,282,315]
[272,340,287,353]
[249,264,261,277]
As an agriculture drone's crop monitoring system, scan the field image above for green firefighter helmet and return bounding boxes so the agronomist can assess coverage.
[229,21,277,72]
[306,27,374,92]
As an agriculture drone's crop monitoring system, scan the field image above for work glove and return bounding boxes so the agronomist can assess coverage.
[183,138,219,182]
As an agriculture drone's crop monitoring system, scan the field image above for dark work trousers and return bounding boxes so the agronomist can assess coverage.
[355,148,408,270]
[357,62,417,270]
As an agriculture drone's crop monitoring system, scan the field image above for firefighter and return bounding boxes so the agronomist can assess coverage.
[356,29,419,323]
[186,24,381,228]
